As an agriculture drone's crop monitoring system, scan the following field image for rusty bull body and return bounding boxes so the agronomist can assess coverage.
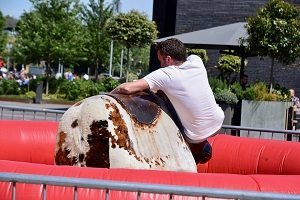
[55,92,197,172]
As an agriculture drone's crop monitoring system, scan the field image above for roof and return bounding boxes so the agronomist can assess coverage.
[155,22,248,51]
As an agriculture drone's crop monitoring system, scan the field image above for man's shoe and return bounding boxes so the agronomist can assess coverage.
[189,140,212,164]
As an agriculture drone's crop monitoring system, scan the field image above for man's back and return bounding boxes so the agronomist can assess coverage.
[144,55,224,143]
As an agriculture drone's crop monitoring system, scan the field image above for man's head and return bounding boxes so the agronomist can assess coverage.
[240,74,248,86]
[155,38,186,67]
[290,89,295,97]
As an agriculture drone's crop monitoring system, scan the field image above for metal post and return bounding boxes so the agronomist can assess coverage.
[43,184,46,200]
[58,59,61,75]
[109,40,114,76]
[120,48,124,78]
[12,182,16,200]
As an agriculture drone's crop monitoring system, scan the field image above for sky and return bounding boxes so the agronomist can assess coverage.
[0,0,153,19]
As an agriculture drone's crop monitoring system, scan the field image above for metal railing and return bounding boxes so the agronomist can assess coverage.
[0,105,65,121]
[0,172,300,200]
[220,125,300,141]
[1,104,300,140]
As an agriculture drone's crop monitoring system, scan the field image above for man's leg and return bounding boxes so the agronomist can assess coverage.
[188,140,212,164]
[153,91,213,164]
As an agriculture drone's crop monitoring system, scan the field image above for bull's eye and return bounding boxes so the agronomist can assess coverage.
[81,137,84,141]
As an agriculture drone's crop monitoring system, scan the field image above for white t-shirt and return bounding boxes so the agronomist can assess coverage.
[143,55,224,143]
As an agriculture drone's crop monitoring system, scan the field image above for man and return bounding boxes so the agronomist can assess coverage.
[111,38,224,163]
[290,89,300,107]
[240,74,249,90]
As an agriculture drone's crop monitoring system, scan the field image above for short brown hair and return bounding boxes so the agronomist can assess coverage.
[155,38,186,62]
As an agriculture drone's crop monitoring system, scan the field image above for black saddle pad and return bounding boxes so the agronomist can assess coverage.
[107,92,161,125]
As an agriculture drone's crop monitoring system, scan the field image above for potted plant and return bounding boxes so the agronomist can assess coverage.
[209,78,238,125]
[236,82,292,139]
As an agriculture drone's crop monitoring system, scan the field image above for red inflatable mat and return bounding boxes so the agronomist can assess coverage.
[1,160,300,200]
[0,120,58,165]
[198,134,300,175]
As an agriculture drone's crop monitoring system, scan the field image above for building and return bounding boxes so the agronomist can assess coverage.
[151,0,300,92]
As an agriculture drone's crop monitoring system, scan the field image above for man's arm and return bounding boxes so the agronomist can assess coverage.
[110,79,149,94]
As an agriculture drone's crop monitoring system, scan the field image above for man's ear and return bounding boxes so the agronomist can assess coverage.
[166,56,172,65]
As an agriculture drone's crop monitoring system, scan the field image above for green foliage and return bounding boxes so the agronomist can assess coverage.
[208,77,229,92]
[209,77,289,104]
[230,82,244,100]
[249,82,280,101]
[15,0,86,66]
[106,10,158,74]
[27,76,43,92]
[81,0,114,72]
[231,82,256,101]
[56,77,119,101]
[214,89,239,105]
[58,79,97,101]
[208,77,238,105]
[25,91,36,99]
[273,83,290,99]
[246,0,300,65]
[242,86,256,101]
[106,10,158,49]
[0,80,20,95]
[45,76,65,94]
[231,81,289,101]
[98,77,120,92]
[0,76,290,103]
[187,49,208,64]
[58,80,82,101]
[130,46,151,76]
[0,11,6,54]
[217,54,241,82]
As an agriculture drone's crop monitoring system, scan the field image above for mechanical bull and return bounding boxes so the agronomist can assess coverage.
[55,92,197,172]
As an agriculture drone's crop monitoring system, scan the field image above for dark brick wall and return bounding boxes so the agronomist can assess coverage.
[153,0,177,37]
[175,0,266,33]
[152,0,300,94]
[150,0,178,72]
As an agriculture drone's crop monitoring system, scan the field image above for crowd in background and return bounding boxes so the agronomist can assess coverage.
[0,64,91,88]
[0,66,34,86]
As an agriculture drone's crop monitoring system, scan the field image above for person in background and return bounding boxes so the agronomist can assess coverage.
[240,74,249,90]
[290,89,300,107]
[231,74,249,136]
[111,38,224,164]
[83,74,89,80]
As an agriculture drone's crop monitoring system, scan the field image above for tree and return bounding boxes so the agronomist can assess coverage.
[246,0,300,90]
[81,0,115,80]
[130,46,151,77]
[0,12,6,55]
[106,10,158,80]
[217,54,242,83]
[111,0,121,14]
[14,0,87,94]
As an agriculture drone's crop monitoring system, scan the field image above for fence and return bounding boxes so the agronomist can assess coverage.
[0,172,300,200]
[1,104,299,141]
[0,105,65,121]
[221,125,300,141]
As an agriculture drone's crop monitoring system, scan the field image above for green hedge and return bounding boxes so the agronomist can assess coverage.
[0,76,290,103]
[209,77,290,105]
[56,77,120,101]
[0,76,120,101]
[0,80,20,95]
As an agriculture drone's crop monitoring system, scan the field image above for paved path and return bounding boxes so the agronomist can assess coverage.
[0,100,73,121]
[0,100,72,110]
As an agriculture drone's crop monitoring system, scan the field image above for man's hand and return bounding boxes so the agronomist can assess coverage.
[110,83,130,94]
[110,79,149,95]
